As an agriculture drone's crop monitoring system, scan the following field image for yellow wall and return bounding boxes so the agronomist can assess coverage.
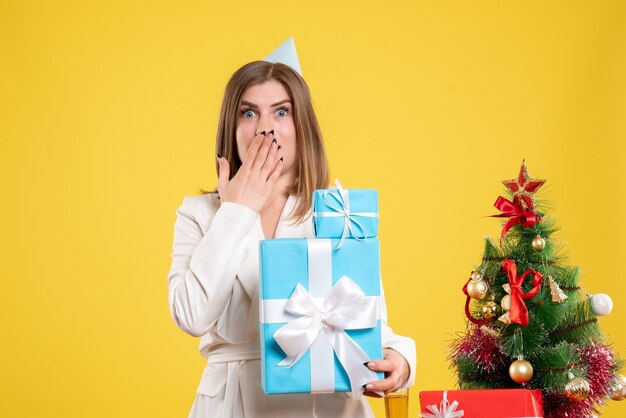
[2,1,625,417]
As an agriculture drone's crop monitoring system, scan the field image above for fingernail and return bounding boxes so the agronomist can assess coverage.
[366,384,374,390]
[269,130,274,135]
[272,139,277,144]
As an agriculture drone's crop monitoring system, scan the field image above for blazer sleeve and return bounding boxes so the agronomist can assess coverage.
[379,276,417,390]
[167,196,259,337]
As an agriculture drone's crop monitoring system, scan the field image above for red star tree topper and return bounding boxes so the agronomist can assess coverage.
[502,160,546,212]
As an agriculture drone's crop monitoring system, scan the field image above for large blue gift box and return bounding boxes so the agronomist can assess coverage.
[259,238,384,394]
[312,183,379,241]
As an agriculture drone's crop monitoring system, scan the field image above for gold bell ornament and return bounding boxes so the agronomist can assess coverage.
[564,371,590,401]
[609,374,626,401]
[482,301,499,319]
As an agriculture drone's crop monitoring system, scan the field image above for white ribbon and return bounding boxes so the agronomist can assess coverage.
[312,179,378,248]
[420,391,465,418]
[264,239,382,396]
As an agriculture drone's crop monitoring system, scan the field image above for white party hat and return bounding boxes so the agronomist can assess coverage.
[264,37,302,76]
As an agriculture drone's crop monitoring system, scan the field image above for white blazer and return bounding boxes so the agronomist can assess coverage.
[168,193,416,418]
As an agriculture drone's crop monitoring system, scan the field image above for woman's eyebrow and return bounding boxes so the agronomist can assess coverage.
[240,99,292,108]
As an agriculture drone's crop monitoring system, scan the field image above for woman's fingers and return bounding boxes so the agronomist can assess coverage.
[218,130,281,212]
[362,350,410,395]
[216,155,230,193]
[251,130,274,174]
[266,156,284,189]
[362,360,402,394]
[259,138,279,180]
[362,375,399,394]
[365,360,394,372]
[243,131,266,169]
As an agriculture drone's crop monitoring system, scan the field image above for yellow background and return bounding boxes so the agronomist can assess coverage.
[2,1,626,417]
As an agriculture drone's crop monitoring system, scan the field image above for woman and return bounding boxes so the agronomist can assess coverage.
[168,56,416,417]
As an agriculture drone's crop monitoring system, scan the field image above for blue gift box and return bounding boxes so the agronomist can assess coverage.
[259,238,384,394]
[312,183,379,241]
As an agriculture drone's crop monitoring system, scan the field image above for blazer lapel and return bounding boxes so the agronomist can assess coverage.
[237,195,313,299]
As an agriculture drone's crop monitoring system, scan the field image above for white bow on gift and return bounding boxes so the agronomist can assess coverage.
[273,275,382,396]
[313,179,378,248]
[420,391,465,418]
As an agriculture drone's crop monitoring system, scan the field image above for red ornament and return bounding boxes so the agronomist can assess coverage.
[491,196,537,243]
[501,259,543,326]
[502,160,546,212]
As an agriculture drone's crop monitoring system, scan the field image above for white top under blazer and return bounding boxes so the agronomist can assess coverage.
[168,193,416,418]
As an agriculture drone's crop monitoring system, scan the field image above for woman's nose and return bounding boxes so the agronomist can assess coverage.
[257,113,274,134]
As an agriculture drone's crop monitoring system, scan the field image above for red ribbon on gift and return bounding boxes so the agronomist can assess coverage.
[502,259,543,326]
[462,277,491,326]
[491,196,537,243]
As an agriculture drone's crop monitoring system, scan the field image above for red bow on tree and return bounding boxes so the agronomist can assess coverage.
[501,259,543,326]
[491,196,537,243]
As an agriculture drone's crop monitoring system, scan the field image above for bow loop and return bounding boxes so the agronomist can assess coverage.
[420,391,465,418]
[320,180,371,248]
[284,283,321,317]
[491,196,537,244]
[501,259,543,326]
[323,276,377,329]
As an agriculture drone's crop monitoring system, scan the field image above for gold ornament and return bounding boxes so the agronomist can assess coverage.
[564,372,590,401]
[531,235,546,250]
[482,301,498,319]
[499,284,512,323]
[501,294,511,311]
[609,375,626,401]
[498,311,511,324]
[467,272,489,300]
[548,276,568,303]
[509,357,533,383]
[479,325,500,337]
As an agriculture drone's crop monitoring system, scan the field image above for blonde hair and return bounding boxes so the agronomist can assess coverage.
[202,61,329,223]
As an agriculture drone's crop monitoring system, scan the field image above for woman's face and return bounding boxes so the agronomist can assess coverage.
[236,80,297,176]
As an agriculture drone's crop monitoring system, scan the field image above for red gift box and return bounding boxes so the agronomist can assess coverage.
[419,389,543,418]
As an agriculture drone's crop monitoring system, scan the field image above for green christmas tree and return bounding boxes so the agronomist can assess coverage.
[449,161,625,417]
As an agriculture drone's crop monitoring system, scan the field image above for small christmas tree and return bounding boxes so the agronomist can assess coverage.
[449,161,626,417]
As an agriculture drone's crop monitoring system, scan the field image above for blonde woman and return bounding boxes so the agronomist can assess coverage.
[168,41,416,418]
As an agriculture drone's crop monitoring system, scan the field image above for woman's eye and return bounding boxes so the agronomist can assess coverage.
[276,108,288,117]
[242,109,256,118]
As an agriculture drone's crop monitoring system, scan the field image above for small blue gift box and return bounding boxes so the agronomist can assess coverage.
[259,238,384,395]
[312,181,379,243]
